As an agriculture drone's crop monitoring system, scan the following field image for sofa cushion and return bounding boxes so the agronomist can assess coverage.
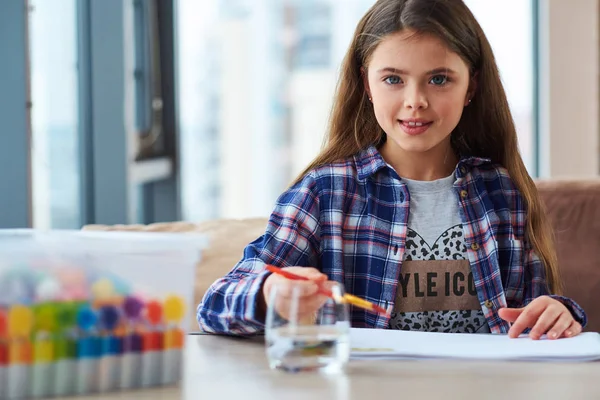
[181,218,268,309]
[536,179,600,332]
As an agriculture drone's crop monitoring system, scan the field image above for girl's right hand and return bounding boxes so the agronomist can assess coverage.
[261,266,330,322]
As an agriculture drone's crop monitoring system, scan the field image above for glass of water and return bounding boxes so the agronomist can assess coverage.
[265,280,350,373]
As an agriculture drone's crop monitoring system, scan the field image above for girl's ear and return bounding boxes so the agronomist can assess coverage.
[360,66,372,100]
[465,71,479,106]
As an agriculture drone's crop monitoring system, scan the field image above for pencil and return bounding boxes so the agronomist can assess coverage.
[265,265,389,316]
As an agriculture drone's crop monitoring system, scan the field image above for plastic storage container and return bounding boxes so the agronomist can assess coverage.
[0,229,206,399]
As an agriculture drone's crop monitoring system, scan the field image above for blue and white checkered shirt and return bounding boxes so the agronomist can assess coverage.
[197,145,586,335]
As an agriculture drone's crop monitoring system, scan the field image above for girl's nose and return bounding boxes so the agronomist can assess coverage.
[403,84,429,110]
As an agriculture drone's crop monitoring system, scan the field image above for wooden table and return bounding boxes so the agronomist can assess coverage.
[55,333,600,400]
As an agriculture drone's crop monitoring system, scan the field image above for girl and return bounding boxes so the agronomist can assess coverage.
[198,0,586,339]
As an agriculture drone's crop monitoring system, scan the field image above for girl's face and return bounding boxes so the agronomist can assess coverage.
[363,30,473,156]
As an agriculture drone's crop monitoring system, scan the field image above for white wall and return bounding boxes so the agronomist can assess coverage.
[539,0,600,178]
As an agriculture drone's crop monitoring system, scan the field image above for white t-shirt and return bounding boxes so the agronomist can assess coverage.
[388,173,490,333]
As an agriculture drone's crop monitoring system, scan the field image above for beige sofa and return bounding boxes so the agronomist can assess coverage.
[84,179,600,332]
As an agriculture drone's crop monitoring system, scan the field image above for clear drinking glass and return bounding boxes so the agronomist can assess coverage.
[265,280,350,373]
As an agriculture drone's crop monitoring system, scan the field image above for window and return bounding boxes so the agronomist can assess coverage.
[29,0,81,229]
[177,0,537,221]
[133,0,168,161]
[464,0,536,173]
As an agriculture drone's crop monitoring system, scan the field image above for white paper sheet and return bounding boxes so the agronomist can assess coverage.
[350,328,600,362]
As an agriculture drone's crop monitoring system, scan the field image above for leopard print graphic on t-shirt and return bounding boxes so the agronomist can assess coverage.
[404,225,465,260]
[388,225,490,333]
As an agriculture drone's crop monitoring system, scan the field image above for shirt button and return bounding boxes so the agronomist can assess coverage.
[471,243,480,251]
[460,166,467,175]
[460,190,468,198]
[484,300,493,309]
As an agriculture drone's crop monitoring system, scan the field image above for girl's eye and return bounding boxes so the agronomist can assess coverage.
[384,76,401,85]
[430,75,448,85]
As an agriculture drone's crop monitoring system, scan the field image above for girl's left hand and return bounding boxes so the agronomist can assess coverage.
[498,296,582,340]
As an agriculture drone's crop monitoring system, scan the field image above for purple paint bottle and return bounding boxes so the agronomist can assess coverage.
[120,296,144,390]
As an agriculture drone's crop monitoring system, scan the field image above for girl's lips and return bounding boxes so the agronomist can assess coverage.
[398,120,433,136]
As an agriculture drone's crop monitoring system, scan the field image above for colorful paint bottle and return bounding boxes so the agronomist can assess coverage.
[97,304,122,392]
[52,302,78,397]
[35,276,61,303]
[0,309,8,400]
[30,302,57,398]
[161,295,186,386]
[120,296,143,390]
[91,278,115,302]
[6,305,33,400]
[75,305,99,395]
[141,300,163,387]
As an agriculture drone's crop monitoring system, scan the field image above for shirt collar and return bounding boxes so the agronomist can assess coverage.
[354,145,492,181]
[456,155,493,179]
[354,146,389,181]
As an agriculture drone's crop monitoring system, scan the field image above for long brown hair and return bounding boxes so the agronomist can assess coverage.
[294,0,561,294]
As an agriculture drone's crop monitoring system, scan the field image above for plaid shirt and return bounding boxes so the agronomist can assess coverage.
[197,146,587,335]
